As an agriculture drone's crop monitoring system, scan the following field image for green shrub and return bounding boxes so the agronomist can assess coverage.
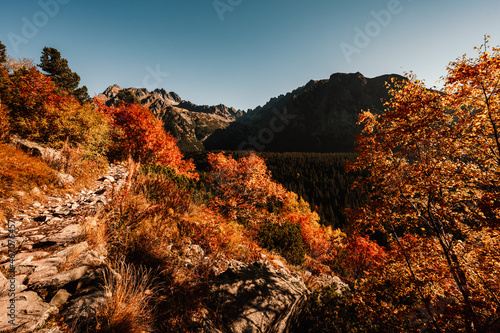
[257,220,306,265]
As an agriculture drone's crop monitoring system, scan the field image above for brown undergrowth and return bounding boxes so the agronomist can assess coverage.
[95,161,266,332]
[94,259,158,333]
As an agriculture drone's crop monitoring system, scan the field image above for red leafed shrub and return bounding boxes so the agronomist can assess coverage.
[286,212,335,263]
[94,99,196,179]
[344,236,386,278]
[207,152,288,217]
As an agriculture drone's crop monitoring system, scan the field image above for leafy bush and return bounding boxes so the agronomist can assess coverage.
[95,99,197,179]
[208,152,288,219]
[140,164,196,191]
[4,67,109,155]
[257,220,306,265]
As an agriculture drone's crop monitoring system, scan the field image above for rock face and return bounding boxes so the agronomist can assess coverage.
[207,260,309,333]
[10,137,62,161]
[97,85,244,152]
[205,72,406,152]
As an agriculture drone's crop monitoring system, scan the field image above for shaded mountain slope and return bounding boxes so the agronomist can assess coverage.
[205,72,405,152]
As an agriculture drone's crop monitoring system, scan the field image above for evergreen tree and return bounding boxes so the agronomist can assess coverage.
[38,47,90,103]
[0,41,8,106]
[0,41,6,64]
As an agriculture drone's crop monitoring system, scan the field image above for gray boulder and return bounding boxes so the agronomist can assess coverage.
[0,291,55,332]
[11,137,62,162]
[208,260,309,333]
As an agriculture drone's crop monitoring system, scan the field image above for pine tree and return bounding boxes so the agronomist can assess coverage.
[0,41,6,64]
[0,41,8,106]
[38,47,90,103]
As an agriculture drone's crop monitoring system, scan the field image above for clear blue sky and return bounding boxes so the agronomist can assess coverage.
[1,0,499,110]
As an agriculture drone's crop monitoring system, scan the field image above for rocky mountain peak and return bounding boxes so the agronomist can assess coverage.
[97,85,245,152]
[97,72,406,152]
[205,72,407,152]
[102,84,122,99]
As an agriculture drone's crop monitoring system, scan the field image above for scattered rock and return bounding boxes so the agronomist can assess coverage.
[34,215,47,223]
[50,289,72,308]
[31,187,42,196]
[56,173,75,186]
[0,163,129,331]
[28,267,59,285]
[52,242,89,261]
[31,266,90,290]
[45,224,82,244]
[61,288,106,330]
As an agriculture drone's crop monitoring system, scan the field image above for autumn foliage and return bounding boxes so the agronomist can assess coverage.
[348,38,500,332]
[0,104,10,142]
[207,152,288,217]
[94,99,197,179]
[2,66,108,154]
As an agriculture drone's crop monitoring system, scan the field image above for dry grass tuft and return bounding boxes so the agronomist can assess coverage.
[82,215,108,253]
[94,259,158,333]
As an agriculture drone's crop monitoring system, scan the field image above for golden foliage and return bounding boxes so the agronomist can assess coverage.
[348,38,500,331]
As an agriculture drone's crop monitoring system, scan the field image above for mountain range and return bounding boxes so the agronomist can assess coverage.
[98,72,406,152]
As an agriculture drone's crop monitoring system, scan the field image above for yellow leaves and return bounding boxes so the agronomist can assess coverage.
[349,36,500,329]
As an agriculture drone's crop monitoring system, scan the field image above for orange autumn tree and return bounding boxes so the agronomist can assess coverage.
[349,38,500,332]
[94,99,196,179]
[207,152,288,217]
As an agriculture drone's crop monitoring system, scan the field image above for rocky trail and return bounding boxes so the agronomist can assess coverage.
[0,164,128,332]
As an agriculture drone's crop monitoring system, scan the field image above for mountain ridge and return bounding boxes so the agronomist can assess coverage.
[99,72,406,152]
[206,72,406,152]
[96,85,245,151]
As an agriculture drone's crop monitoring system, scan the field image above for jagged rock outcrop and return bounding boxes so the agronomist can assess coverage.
[97,85,244,152]
[206,260,309,333]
